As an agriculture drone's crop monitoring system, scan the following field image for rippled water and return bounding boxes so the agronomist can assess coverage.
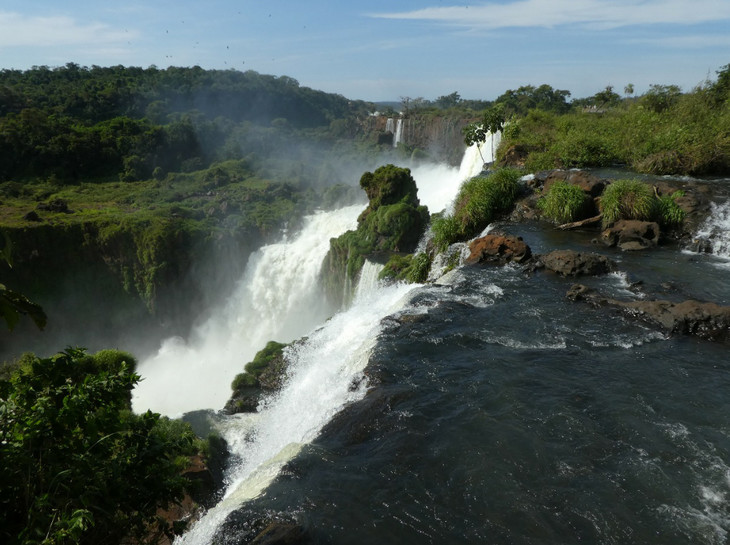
[210,222,730,545]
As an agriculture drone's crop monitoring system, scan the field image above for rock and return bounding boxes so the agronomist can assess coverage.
[251,522,307,545]
[544,170,607,198]
[36,198,72,213]
[499,144,529,167]
[566,284,730,342]
[540,250,615,276]
[601,220,660,250]
[23,210,42,222]
[465,233,532,265]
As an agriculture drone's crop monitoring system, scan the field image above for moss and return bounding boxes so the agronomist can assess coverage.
[323,165,430,308]
[231,340,288,392]
[379,252,432,284]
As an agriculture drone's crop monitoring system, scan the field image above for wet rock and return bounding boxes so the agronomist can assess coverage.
[539,250,615,277]
[465,233,532,266]
[37,198,73,213]
[601,220,660,250]
[567,284,730,342]
[251,522,307,545]
[544,170,607,198]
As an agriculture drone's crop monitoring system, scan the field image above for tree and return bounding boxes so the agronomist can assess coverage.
[0,232,46,331]
[642,84,682,113]
[462,105,506,165]
[435,91,461,109]
[0,347,200,545]
[624,83,634,98]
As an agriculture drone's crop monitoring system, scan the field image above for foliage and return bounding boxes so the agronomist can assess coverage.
[0,231,47,331]
[432,168,521,251]
[379,252,432,283]
[599,179,656,226]
[0,347,201,545]
[463,105,506,164]
[498,69,730,176]
[537,181,592,224]
[232,340,288,390]
[494,84,572,116]
[655,190,686,228]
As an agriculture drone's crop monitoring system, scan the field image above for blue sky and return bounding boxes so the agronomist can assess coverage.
[1,1,728,102]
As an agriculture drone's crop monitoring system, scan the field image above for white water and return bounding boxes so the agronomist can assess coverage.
[133,205,361,416]
[695,200,730,262]
[394,118,404,147]
[176,279,418,544]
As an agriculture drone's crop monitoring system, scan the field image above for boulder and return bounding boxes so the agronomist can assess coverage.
[567,284,730,342]
[540,250,615,276]
[499,144,529,168]
[465,233,532,266]
[601,220,660,250]
[544,170,607,198]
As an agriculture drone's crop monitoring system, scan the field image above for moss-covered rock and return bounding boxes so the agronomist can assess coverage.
[322,165,429,308]
[225,341,289,414]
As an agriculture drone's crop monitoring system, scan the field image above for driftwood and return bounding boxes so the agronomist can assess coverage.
[557,214,603,230]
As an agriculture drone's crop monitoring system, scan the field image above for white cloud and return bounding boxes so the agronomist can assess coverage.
[0,11,136,48]
[369,0,730,30]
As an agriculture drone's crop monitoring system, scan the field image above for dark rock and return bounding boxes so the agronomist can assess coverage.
[567,284,730,342]
[37,198,72,213]
[466,233,532,265]
[251,522,307,545]
[544,170,607,198]
[540,249,615,276]
[23,210,42,222]
[223,387,261,414]
[601,220,660,250]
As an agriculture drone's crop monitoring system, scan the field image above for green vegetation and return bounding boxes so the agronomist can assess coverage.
[0,347,204,545]
[379,252,432,283]
[431,168,521,251]
[1,233,47,331]
[462,105,506,164]
[599,179,656,226]
[656,190,686,228]
[498,65,730,176]
[537,181,592,224]
[231,340,288,390]
[323,165,429,306]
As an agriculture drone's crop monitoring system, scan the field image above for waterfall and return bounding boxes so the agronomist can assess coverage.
[394,118,404,147]
[694,200,730,261]
[132,205,361,417]
[459,130,502,176]
[132,145,488,543]
[176,279,418,545]
[385,117,394,134]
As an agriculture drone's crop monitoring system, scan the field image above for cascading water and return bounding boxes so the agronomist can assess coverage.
[161,139,491,544]
[694,200,730,262]
[132,205,361,416]
[394,118,404,147]
[385,117,394,135]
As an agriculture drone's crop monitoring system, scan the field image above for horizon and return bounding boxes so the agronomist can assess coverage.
[0,1,728,103]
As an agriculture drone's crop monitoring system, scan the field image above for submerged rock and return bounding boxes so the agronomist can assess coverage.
[465,233,532,266]
[567,284,730,342]
[601,220,660,250]
[539,249,615,276]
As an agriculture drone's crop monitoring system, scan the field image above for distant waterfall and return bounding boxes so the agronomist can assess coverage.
[394,118,404,147]
[385,118,395,134]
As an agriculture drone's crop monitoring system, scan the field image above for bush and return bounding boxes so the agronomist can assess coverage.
[538,181,591,224]
[379,252,432,283]
[432,168,521,252]
[0,347,200,545]
[655,190,686,228]
[599,179,656,226]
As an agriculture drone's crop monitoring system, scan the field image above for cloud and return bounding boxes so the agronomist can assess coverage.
[369,0,730,30]
[0,11,135,47]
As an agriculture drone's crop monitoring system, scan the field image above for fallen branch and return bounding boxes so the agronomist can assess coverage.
[557,214,603,230]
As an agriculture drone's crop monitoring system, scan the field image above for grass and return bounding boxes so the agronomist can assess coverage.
[599,179,656,227]
[537,181,591,224]
[431,168,521,251]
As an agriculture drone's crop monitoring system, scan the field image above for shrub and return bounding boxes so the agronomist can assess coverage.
[655,190,685,228]
[599,179,656,226]
[379,252,432,283]
[538,181,591,224]
[431,215,462,252]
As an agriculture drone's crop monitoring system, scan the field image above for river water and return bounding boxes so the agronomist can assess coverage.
[133,135,730,544]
